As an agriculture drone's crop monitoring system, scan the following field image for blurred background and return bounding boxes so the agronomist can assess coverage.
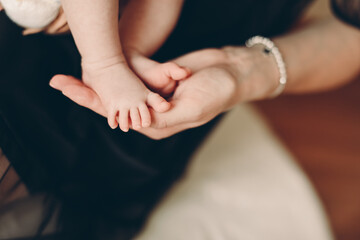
[256,1,360,240]
[257,73,360,240]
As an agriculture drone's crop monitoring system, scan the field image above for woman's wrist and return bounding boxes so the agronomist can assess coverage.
[221,45,281,103]
[245,36,287,97]
[82,54,127,69]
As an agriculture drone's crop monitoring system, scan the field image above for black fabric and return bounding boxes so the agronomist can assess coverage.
[0,0,313,239]
[331,0,360,29]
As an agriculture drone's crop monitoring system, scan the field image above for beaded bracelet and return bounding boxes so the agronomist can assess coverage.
[245,36,287,98]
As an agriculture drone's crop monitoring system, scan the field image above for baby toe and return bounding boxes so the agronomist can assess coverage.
[146,92,171,113]
[119,109,130,132]
[130,108,141,130]
[108,109,118,129]
[139,103,151,128]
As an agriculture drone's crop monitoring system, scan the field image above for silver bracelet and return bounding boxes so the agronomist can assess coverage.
[245,36,287,98]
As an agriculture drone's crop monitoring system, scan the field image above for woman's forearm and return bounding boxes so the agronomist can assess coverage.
[274,17,360,94]
[218,16,360,105]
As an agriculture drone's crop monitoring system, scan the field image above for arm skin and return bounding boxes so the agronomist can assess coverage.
[119,0,184,58]
[274,17,360,94]
[218,16,360,104]
[50,16,360,139]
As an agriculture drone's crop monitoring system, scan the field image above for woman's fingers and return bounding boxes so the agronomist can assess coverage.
[56,24,70,34]
[50,75,108,117]
[22,28,43,36]
[49,73,196,134]
[50,74,84,88]
[49,74,190,134]
[44,8,69,34]
[22,9,69,36]
[173,48,227,72]
[149,100,191,129]
[136,122,186,140]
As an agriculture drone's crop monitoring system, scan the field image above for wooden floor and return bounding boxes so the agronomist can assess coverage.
[256,78,360,240]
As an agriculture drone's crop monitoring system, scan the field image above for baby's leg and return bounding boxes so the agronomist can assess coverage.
[118,0,189,95]
[60,0,170,131]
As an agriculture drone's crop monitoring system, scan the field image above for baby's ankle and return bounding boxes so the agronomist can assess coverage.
[82,55,127,72]
[81,56,129,87]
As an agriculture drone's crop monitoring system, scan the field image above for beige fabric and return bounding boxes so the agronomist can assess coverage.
[0,149,10,178]
[0,195,57,238]
[0,150,28,208]
[136,104,334,240]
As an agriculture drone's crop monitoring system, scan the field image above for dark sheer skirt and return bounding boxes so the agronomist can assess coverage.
[0,0,313,239]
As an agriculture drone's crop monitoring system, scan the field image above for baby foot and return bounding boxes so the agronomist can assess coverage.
[131,56,191,97]
[83,61,170,132]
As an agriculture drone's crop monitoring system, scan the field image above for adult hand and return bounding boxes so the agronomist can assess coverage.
[50,47,278,139]
[23,8,69,36]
